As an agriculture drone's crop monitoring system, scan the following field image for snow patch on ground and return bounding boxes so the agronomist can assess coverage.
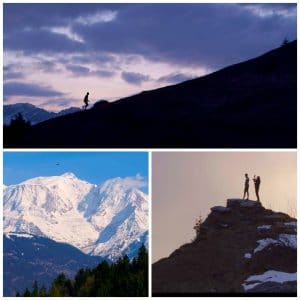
[254,234,297,253]
[257,225,272,230]
[254,238,278,253]
[278,234,296,249]
[243,270,297,291]
[6,232,34,239]
[284,221,297,227]
[244,253,252,259]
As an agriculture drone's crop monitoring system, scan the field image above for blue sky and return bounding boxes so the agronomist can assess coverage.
[4,3,297,111]
[4,152,148,193]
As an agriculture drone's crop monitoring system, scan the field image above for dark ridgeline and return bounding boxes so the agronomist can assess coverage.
[14,243,148,297]
[4,41,297,148]
[152,199,297,296]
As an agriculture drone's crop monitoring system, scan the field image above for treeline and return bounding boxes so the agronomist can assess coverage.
[17,245,148,297]
[4,113,31,146]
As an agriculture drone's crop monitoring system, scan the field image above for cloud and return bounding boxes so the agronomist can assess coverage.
[4,71,24,80]
[4,28,85,54]
[121,72,150,85]
[118,174,147,190]
[66,64,90,76]
[3,3,297,109]
[241,4,296,18]
[65,63,116,78]
[41,97,77,108]
[93,70,115,78]
[75,10,118,25]
[4,4,297,69]
[46,26,84,43]
[4,82,65,97]
[158,73,195,84]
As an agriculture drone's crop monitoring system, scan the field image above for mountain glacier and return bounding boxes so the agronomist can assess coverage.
[4,173,148,260]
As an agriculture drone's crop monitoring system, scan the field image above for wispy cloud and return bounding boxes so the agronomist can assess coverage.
[46,26,84,43]
[75,10,118,25]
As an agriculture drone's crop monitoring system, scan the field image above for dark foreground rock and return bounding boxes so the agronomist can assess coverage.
[152,199,296,295]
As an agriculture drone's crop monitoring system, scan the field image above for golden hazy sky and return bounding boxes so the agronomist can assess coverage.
[152,152,297,262]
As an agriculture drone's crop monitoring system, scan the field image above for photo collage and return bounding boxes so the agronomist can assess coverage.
[2,1,298,298]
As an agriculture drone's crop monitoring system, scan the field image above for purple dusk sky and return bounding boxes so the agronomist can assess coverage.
[4,3,297,111]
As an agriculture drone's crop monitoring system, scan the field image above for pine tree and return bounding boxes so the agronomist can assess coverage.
[20,245,148,297]
[32,281,39,297]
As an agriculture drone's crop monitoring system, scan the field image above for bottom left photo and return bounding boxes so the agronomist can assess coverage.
[3,151,149,297]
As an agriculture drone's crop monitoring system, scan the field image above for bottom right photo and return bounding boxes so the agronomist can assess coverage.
[152,152,297,296]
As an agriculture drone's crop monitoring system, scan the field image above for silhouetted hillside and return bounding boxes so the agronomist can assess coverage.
[6,41,296,148]
[152,199,297,296]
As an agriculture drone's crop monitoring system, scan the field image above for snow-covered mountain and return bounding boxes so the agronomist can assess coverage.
[4,103,80,125]
[4,173,148,260]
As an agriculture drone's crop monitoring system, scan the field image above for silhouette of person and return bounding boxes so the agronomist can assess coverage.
[243,173,249,200]
[253,175,261,202]
[83,92,89,110]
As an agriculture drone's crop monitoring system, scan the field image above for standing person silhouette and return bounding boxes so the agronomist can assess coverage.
[253,175,261,202]
[83,92,89,110]
[243,173,249,200]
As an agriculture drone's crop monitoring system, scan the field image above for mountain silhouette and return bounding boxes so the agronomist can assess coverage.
[152,199,296,296]
[6,41,296,148]
[4,103,80,125]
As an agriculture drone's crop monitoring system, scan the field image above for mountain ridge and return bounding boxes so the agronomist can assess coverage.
[4,173,148,260]
[4,103,80,125]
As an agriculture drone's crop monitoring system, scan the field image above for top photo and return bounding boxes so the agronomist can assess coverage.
[3,3,297,149]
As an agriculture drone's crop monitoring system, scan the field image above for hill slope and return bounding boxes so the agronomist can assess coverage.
[152,199,297,295]
[4,233,103,296]
[8,41,297,148]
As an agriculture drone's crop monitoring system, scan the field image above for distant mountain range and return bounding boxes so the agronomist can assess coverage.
[4,103,80,125]
[153,199,296,295]
[3,173,148,296]
[5,41,296,148]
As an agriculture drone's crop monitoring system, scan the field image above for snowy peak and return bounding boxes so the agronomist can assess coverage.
[4,173,148,260]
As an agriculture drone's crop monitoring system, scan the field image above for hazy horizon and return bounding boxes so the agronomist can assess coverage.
[4,3,296,111]
[152,152,297,263]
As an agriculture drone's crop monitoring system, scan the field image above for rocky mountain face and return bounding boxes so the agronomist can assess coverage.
[152,199,296,295]
[4,233,103,296]
[4,173,148,260]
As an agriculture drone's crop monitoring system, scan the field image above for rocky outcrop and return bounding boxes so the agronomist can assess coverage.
[152,199,296,295]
